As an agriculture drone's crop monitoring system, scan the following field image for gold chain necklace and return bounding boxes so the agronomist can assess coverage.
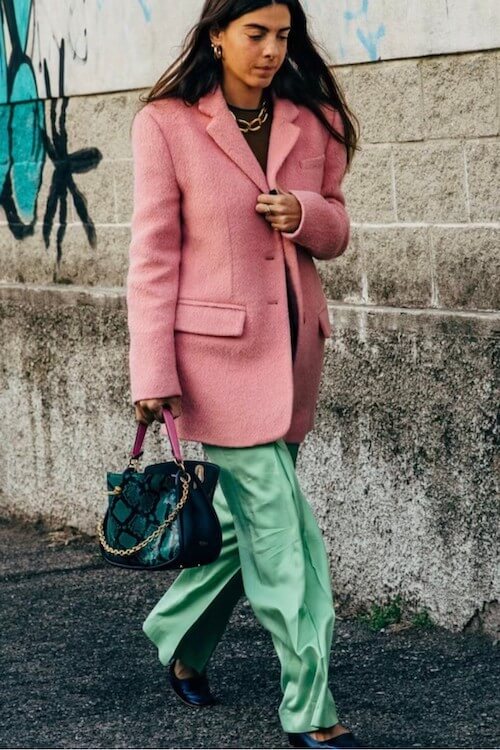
[229,99,269,133]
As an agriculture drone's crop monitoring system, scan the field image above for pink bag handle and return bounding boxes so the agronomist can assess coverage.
[130,406,183,464]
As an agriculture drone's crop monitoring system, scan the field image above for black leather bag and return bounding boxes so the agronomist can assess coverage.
[97,407,222,571]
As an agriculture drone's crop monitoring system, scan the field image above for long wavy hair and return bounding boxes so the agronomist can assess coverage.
[140,0,360,169]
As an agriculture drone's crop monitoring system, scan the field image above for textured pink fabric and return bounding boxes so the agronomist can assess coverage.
[127,82,350,446]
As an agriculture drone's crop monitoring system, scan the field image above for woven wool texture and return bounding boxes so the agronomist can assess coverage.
[127,82,350,446]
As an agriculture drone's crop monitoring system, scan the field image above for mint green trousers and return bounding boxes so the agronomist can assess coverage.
[142,438,339,733]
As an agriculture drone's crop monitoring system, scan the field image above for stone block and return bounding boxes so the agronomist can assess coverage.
[333,65,353,95]
[64,91,143,162]
[316,226,364,304]
[393,142,466,222]
[113,159,134,224]
[67,158,116,225]
[343,144,395,222]
[465,139,500,222]
[54,224,130,287]
[0,157,58,282]
[0,226,14,280]
[432,226,500,310]
[421,52,497,139]
[346,60,423,143]
[0,228,55,284]
[361,226,433,307]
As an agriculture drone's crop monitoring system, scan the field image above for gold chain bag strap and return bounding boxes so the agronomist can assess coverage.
[97,407,223,571]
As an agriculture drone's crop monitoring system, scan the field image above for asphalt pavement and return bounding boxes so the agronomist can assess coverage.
[0,517,498,749]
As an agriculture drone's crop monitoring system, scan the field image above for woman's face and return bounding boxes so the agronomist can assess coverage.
[210,4,291,93]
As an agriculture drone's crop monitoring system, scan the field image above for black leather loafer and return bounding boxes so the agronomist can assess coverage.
[168,658,217,707]
[288,729,364,748]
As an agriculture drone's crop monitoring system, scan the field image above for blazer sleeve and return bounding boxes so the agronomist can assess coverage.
[281,107,351,261]
[126,105,183,404]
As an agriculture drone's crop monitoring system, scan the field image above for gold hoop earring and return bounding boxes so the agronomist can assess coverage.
[211,43,223,60]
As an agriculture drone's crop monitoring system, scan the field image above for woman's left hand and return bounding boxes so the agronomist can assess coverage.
[255,184,301,233]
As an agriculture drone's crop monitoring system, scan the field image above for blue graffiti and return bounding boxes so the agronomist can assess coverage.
[344,0,385,61]
[344,0,370,22]
[0,0,45,230]
[0,0,102,259]
[356,24,385,61]
[137,0,151,21]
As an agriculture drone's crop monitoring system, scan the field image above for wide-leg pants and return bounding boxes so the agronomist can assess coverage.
[142,438,339,733]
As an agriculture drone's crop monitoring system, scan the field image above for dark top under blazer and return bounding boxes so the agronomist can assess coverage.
[227,97,299,362]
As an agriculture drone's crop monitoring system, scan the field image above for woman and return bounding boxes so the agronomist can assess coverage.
[127,0,361,747]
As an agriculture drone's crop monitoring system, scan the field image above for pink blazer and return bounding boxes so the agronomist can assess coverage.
[127,82,350,446]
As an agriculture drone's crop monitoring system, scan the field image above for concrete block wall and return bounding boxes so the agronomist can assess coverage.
[326,50,499,312]
[1,52,498,301]
[0,50,498,633]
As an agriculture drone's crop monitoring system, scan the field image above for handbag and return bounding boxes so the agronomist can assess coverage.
[97,407,223,571]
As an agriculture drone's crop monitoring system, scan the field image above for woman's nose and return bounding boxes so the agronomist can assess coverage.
[263,40,280,59]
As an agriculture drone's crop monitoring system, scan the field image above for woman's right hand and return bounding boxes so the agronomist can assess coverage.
[134,396,182,424]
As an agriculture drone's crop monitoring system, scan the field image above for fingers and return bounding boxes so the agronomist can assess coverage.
[162,397,182,419]
[256,195,284,213]
[260,209,284,231]
[256,190,301,233]
[266,218,283,231]
[255,202,278,217]
[255,200,282,230]
[256,192,295,231]
[134,397,182,424]
[134,402,156,425]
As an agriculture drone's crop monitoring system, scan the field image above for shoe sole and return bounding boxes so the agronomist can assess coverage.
[171,690,218,708]
[169,677,218,708]
[171,689,218,708]
[288,732,364,749]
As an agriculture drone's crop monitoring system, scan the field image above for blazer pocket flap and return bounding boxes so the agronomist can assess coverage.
[318,306,332,338]
[174,299,246,337]
[300,154,326,169]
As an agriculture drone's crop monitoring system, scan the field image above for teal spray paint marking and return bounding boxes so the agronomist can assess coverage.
[344,0,385,61]
[0,0,45,227]
[0,0,102,258]
[0,2,9,196]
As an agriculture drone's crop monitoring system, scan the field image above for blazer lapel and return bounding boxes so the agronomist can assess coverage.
[197,83,300,193]
[266,90,301,191]
[198,83,305,336]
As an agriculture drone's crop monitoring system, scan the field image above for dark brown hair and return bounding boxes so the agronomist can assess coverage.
[140,0,360,169]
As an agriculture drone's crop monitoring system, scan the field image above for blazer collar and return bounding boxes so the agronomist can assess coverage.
[197,82,300,193]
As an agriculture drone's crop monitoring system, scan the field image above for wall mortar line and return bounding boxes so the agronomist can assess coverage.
[462,140,472,222]
[351,221,500,229]
[327,300,500,321]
